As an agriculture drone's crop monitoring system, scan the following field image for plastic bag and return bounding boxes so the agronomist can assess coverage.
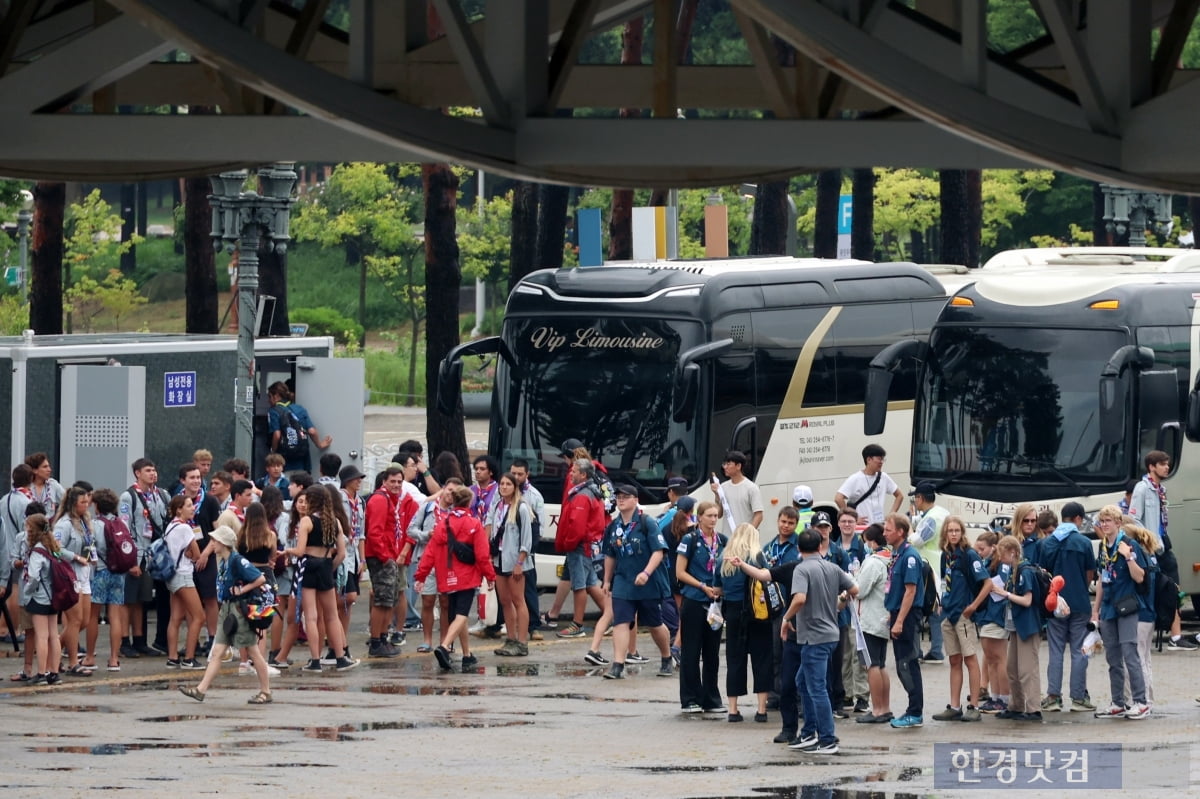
[1081,629,1102,658]
[706,601,725,630]
[1052,594,1071,618]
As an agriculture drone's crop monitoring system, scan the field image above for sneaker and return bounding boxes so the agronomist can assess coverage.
[528,630,544,641]
[1125,703,1150,720]
[434,646,452,671]
[1166,636,1198,650]
[1041,695,1063,712]
[1018,711,1043,722]
[238,661,254,676]
[220,648,235,663]
[165,658,181,668]
[460,655,479,673]
[919,653,944,664]
[978,698,1007,714]
[656,661,674,677]
[45,672,61,685]
[773,730,797,743]
[996,709,1017,719]
[335,656,359,672]
[853,698,870,713]
[626,651,650,664]
[29,672,47,685]
[670,646,681,667]
[832,708,849,720]
[961,705,982,722]
[1094,704,1127,719]
[320,648,337,666]
[701,706,725,714]
[556,623,587,638]
[788,733,819,750]
[301,658,323,672]
[812,741,839,755]
[493,639,517,656]
[135,643,161,657]
[267,656,290,669]
[584,650,610,666]
[603,664,625,680]
[368,639,399,659]
[856,712,892,724]
[146,641,167,655]
[179,658,203,670]
[540,613,558,628]
[119,643,141,659]
[402,620,423,631]
[388,630,406,646]
[932,705,963,721]
[1070,696,1095,712]
[681,703,703,713]
[889,714,923,728]
[514,642,529,656]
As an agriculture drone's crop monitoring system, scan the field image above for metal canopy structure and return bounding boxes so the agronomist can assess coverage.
[0,0,1198,189]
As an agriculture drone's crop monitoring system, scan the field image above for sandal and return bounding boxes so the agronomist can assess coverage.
[178,685,205,703]
[106,663,121,672]
[9,671,30,682]
[66,664,93,676]
[417,644,432,653]
[247,691,273,705]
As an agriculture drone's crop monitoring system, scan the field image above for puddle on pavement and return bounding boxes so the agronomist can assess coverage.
[285,681,487,697]
[267,763,336,768]
[139,715,210,723]
[233,718,533,736]
[534,692,671,704]
[11,732,90,739]
[13,703,121,713]
[647,765,927,798]
[27,740,284,755]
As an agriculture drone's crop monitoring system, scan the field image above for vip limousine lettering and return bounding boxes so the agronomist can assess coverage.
[529,326,665,352]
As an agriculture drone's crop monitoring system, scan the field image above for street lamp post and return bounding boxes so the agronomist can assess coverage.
[1100,184,1171,250]
[16,189,32,304]
[208,163,296,463]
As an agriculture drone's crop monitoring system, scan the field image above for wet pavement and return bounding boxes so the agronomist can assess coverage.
[3,627,1200,798]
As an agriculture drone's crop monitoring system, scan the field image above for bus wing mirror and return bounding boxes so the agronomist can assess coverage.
[1187,389,1200,442]
[1098,375,1124,445]
[672,339,733,424]
[673,363,699,423]
[864,339,925,436]
[436,336,503,417]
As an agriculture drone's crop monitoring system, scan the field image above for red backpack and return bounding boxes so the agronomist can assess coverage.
[101,516,138,574]
[35,545,79,613]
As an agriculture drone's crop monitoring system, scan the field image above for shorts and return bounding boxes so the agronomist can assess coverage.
[942,616,981,658]
[418,566,439,596]
[193,557,217,600]
[214,601,259,649]
[124,570,154,604]
[167,570,195,593]
[612,596,664,628]
[344,571,360,596]
[25,599,55,616]
[91,569,126,606]
[446,589,475,621]
[979,622,1009,640]
[300,556,335,592]
[76,566,92,596]
[366,558,399,608]
[276,566,294,597]
[18,605,32,629]
[565,548,598,591]
[864,633,889,669]
[395,562,409,591]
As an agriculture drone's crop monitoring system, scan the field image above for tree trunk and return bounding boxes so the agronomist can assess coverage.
[910,229,926,262]
[749,181,788,255]
[1189,197,1200,246]
[120,183,137,274]
[408,317,420,407]
[851,168,875,261]
[257,234,290,337]
[509,180,539,293]
[358,255,368,348]
[535,182,570,270]
[172,179,183,255]
[1094,182,1109,244]
[423,162,469,467]
[184,176,218,333]
[29,181,65,335]
[814,169,841,258]
[966,169,982,267]
[940,169,970,266]
[609,18,644,262]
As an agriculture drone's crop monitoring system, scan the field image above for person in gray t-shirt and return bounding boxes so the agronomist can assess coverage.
[782,529,857,753]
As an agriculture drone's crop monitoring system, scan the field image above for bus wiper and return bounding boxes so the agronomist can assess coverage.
[926,472,969,493]
[1015,458,1086,496]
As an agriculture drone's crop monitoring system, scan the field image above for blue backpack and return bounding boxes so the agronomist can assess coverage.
[146,536,185,582]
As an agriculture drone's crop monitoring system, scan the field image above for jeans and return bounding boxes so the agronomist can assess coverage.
[797,640,838,745]
[891,610,924,717]
[1045,612,1090,700]
[779,639,801,734]
[925,607,944,658]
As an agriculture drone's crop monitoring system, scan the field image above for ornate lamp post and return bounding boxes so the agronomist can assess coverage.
[208,163,296,462]
[1100,184,1171,249]
[16,189,32,304]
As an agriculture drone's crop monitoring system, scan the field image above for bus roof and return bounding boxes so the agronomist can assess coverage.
[982,247,1200,272]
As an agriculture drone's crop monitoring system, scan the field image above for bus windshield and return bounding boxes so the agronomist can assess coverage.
[913,326,1129,488]
[496,317,703,498]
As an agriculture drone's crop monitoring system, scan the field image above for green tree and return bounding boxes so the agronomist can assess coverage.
[365,236,426,405]
[65,189,142,284]
[457,192,512,330]
[63,269,147,333]
[980,169,1055,247]
[292,162,417,345]
[873,169,940,259]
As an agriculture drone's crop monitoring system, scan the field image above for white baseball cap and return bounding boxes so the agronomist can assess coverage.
[792,485,813,507]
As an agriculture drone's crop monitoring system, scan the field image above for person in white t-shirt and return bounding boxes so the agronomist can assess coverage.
[834,444,903,525]
[708,450,763,537]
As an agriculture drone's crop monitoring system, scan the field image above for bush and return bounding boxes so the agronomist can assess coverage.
[364,347,425,406]
[0,292,28,335]
[291,307,364,345]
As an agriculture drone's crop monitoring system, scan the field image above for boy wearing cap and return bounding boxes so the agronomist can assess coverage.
[910,482,949,664]
[600,484,675,680]
[657,477,691,532]
[835,444,903,525]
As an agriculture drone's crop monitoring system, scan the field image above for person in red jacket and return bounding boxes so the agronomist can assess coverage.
[554,459,608,638]
[364,466,417,659]
[415,485,495,673]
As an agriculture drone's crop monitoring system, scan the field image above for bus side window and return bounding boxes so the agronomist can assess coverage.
[830,305,920,405]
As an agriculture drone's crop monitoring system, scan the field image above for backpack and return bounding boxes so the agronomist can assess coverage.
[591,469,616,515]
[1151,567,1178,632]
[920,558,938,616]
[1021,562,1054,622]
[146,535,186,582]
[101,516,138,574]
[275,404,309,461]
[34,545,78,612]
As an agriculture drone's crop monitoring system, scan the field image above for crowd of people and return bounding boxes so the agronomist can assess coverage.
[2,421,1195,741]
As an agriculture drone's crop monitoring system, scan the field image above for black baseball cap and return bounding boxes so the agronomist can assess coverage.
[812,510,833,527]
[667,476,689,489]
[560,438,583,457]
[615,483,638,497]
[909,481,937,500]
